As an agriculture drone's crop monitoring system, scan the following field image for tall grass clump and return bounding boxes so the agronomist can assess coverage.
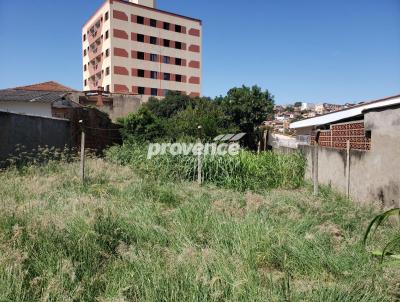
[0,145,78,170]
[106,142,305,191]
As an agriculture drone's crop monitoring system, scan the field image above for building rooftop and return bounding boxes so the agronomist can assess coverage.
[0,89,81,109]
[290,94,400,129]
[13,81,77,92]
[83,0,202,28]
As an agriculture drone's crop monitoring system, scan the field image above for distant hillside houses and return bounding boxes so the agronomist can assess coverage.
[267,101,356,134]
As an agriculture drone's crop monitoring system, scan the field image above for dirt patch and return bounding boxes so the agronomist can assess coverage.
[212,199,244,217]
[316,222,345,246]
[245,192,267,211]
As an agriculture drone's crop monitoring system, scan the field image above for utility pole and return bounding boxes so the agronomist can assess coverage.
[79,120,85,183]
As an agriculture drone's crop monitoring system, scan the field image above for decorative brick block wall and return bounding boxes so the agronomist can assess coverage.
[311,121,371,151]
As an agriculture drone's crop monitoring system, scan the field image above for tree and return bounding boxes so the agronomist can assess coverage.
[118,107,165,142]
[144,91,194,119]
[166,99,237,141]
[219,85,274,149]
[294,102,302,108]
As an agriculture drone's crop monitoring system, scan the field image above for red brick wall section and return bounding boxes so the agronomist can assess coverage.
[114,47,128,57]
[311,121,371,151]
[189,28,200,37]
[113,10,128,21]
[189,45,200,53]
[189,77,200,84]
[114,66,129,75]
[189,60,200,68]
[114,84,129,93]
[113,29,128,39]
[189,92,200,97]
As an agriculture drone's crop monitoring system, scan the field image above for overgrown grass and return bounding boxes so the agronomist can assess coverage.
[106,143,306,191]
[0,159,399,301]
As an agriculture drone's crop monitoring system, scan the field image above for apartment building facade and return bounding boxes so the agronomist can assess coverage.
[82,0,202,99]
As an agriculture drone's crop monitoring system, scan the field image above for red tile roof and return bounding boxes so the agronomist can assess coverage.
[13,81,77,92]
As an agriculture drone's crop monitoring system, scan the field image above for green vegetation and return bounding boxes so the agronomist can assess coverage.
[118,86,274,148]
[364,208,400,262]
[0,159,399,301]
[106,143,305,191]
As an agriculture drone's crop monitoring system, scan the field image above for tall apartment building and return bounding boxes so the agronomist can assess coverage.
[82,0,202,98]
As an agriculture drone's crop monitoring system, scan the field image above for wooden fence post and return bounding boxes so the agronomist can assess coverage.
[313,142,319,196]
[197,126,202,185]
[79,120,85,183]
[346,140,350,198]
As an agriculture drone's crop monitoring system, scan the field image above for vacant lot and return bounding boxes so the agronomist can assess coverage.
[0,159,398,301]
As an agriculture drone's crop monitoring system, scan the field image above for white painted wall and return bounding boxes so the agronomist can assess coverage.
[0,101,52,117]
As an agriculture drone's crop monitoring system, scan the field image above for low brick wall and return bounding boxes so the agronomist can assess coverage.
[311,120,371,151]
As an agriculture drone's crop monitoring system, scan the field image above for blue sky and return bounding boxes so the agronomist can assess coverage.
[0,0,399,104]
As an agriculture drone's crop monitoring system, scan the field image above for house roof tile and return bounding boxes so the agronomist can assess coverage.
[13,81,77,92]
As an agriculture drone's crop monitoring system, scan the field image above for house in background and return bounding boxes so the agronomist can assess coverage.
[0,81,145,121]
[0,81,81,119]
[290,94,400,205]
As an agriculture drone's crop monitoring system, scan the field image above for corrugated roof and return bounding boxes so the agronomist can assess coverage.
[0,89,68,103]
[13,81,77,92]
[290,94,400,129]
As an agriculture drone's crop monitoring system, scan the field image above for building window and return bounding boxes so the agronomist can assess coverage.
[150,36,157,45]
[83,34,86,41]
[138,69,145,77]
[105,30,109,39]
[163,39,170,47]
[163,73,170,81]
[150,53,158,62]
[137,16,144,24]
[105,11,109,21]
[150,19,157,27]
[138,86,145,94]
[175,58,182,65]
[163,89,170,96]
[106,85,110,91]
[175,24,182,33]
[106,67,110,75]
[137,51,145,60]
[83,49,87,56]
[175,42,182,49]
[151,88,158,96]
[105,49,110,57]
[84,64,87,71]
[175,74,182,82]
[84,79,87,86]
[150,71,158,79]
[163,22,170,30]
[137,34,145,42]
[163,56,170,64]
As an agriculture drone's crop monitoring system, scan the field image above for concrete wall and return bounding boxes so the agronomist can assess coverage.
[104,94,143,120]
[299,106,400,207]
[0,111,71,165]
[0,101,52,117]
[79,93,143,120]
